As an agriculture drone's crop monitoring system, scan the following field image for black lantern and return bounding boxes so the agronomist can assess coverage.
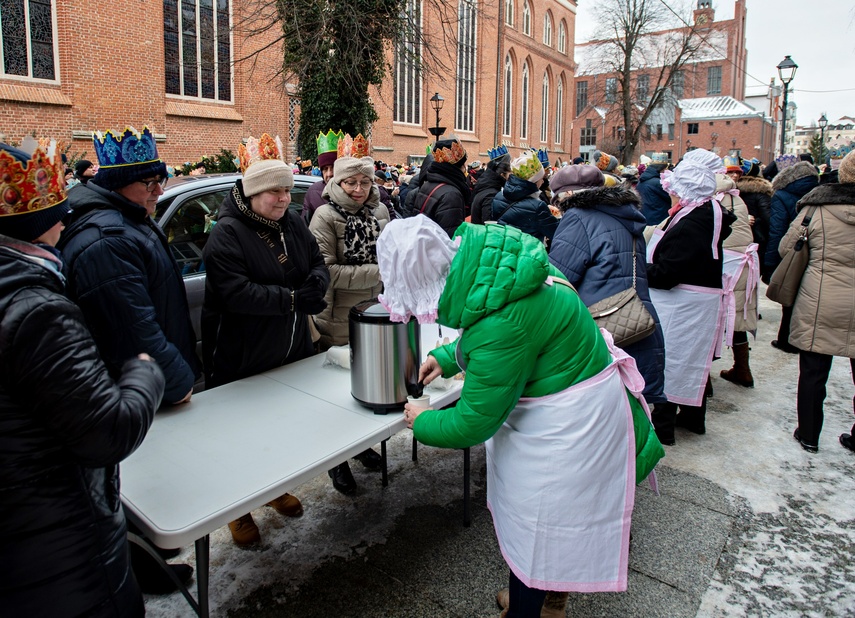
[776,56,798,156]
[429,93,445,139]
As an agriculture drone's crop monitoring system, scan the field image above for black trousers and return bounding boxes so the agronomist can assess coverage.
[797,350,855,446]
[507,569,547,617]
[777,305,794,345]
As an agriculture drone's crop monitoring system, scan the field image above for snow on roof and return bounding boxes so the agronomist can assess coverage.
[575,29,728,76]
[679,96,765,120]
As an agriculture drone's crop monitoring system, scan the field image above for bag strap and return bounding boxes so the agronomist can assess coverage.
[547,276,578,294]
[419,183,447,214]
[794,206,817,252]
[494,198,514,222]
[631,237,638,290]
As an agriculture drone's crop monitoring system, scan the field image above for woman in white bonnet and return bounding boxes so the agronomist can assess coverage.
[646,149,736,445]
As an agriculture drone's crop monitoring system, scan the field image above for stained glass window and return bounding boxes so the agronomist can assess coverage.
[164,0,232,101]
[0,0,56,80]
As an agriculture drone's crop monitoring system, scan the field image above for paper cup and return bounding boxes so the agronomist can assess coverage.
[407,395,431,410]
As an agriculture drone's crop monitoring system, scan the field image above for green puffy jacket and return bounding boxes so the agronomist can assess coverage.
[412,223,664,484]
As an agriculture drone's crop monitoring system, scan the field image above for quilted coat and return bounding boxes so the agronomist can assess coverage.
[548,186,665,404]
[491,174,559,242]
[309,189,390,349]
[0,237,165,617]
[717,175,758,333]
[765,161,819,276]
[637,163,671,225]
[412,223,664,484]
[780,183,855,357]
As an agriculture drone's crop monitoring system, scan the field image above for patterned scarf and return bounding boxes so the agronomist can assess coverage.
[329,202,380,265]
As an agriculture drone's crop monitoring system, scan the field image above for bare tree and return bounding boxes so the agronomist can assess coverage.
[582,0,706,164]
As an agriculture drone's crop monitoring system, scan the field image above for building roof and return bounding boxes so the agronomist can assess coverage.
[679,96,765,120]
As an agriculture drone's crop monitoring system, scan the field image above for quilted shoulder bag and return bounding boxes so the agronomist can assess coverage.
[766,206,816,307]
[585,238,656,347]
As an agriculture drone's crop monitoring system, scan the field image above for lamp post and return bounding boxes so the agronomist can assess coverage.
[429,92,445,140]
[777,55,798,156]
[818,113,828,165]
[731,137,737,155]
[711,132,718,152]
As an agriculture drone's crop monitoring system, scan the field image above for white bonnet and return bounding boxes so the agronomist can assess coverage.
[660,148,723,208]
[377,215,460,324]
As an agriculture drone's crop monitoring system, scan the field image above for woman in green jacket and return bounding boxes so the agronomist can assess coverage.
[377,216,663,618]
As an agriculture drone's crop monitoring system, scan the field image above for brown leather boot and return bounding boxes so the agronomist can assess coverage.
[266,493,304,517]
[541,591,569,617]
[720,341,754,387]
[228,513,260,547]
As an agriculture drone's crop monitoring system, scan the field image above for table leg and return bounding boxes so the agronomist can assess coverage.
[412,436,418,462]
[195,535,210,618]
[463,447,471,528]
[127,532,201,615]
[381,439,388,487]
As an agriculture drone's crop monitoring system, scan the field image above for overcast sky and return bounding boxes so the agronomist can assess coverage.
[575,0,855,127]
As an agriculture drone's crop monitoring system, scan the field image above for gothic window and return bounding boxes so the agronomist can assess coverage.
[543,13,552,47]
[0,0,56,80]
[164,0,232,101]
[455,0,476,132]
[540,72,549,142]
[503,54,513,136]
[520,62,530,140]
[522,1,531,36]
[505,0,513,26]
[558,20,566,54]
[555,78,563,144]
[394,0,422,124]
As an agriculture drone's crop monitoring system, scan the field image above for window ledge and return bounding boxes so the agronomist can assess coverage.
[165,100,243,121]
[392,124,428,138]
[0,82,71,106]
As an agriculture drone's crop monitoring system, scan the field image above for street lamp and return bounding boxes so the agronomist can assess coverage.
[818,113,828,164]
[711,132,718,151]
[429,92,445,140]
[777,55,798,156]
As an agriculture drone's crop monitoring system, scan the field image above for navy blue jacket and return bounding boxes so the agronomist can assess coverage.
[59,182,200,403]
[492,175,559,243]
[637,164,671,225]
[549,186,665,404]
[765,162,819,275]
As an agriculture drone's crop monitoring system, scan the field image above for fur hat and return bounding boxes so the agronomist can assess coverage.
[838,150,855,184]
[549,164,604,195]
[593,150,618,172]
[511,151,545,184]
[242,159,294,197]
[333,156,375,185]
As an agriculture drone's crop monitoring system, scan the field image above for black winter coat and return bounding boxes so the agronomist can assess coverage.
[765,162,819,276]
[201,184,329,387]
[736,175,773,274]
[60,182,200,403]
[637,164,671,225]
[411,163,470,237]
[647,202,736,290]
[549,187,665,404]
[469,167,506,224]
[0,237,164,617]
[491,174,559,243]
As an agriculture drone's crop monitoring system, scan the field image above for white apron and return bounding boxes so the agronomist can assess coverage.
[722,243,759,341]
[647,228,728,407]
[486,332,642,593]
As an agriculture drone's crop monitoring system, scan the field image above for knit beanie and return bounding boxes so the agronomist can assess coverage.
[0,141,70,242]
[549,164,604,195]
[838,150,855,184]
[333,156,375,185]
[242,159,294,197]
[592,150,618,172]
[511,151,545,184]
[74,159,94,178]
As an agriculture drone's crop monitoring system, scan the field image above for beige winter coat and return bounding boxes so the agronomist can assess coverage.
[308,194,390,349]
[780,183,855,358]
[717,175,758,332]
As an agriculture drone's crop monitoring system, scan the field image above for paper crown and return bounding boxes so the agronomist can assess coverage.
[433,139,466,165]
[535,148,550,168]
[299,159,313,170]
[337,133,370,159]
[93,126,160,168]
[512,150,543,181]
[488,145,509,160]
[741,157,759,174]
[651,152,669,164]
[238,134,286,173]
[0,140,67,216]
[316,130,343,155]
[723,155,742,171]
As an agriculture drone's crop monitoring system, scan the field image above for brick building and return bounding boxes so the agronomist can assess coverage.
[570,0,774,164]
[0,0,297,166]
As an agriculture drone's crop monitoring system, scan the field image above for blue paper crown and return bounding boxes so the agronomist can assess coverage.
[93,126,160,168]
[535,148,550,168]
[488,145,509,160]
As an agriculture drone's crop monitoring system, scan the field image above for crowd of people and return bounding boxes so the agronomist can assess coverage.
[2,123,853,618]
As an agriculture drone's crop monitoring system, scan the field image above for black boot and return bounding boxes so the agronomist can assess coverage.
[652,402,677,446]
[352,447,382,471]
[130,543,194,594]
[328,462,357,495]
[676,400,707,435]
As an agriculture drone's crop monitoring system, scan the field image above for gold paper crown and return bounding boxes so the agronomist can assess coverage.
[433,140,466,165]
[337,133,370,159]
[512,150,542,180]
[299,159,313,169]
[238,134,285,173]
[316,130,344,155]
[0,140,67,216]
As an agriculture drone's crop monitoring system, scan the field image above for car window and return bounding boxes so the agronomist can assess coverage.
[162,189,229,276]
[289,183,312,217]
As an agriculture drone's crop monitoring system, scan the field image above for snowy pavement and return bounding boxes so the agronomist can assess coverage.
[143,287,855,617]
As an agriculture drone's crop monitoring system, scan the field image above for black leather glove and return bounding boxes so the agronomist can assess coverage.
[293,285,327,315]
[304,272,327,294]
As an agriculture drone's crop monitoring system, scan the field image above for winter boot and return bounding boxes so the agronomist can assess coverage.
[652,402,677,446]
[328,462,357,495]
[675,401,706,435]
[541,591,570,617]
[720,340,754,387]
[228,513,261,547]
[266,493,304,517]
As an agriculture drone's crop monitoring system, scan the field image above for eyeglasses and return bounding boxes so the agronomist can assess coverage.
[138,177,168,192]
[340,179,373,190]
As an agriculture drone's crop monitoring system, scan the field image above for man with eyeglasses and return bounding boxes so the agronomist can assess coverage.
[58,127,200,593]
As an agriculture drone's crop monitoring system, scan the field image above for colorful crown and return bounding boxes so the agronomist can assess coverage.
[337,133,370,159]
[488,145,509,160]
[535,148,550,168]
[723,155,742,171]
[300,159,313,169]
[316,130,344,155]
[0,140,67,216]
[512,150,543,181]
[238,134,285,173]
[433,140,466,165]
[93,126,160,168]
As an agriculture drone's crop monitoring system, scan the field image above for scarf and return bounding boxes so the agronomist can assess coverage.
[325,180,381,265]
